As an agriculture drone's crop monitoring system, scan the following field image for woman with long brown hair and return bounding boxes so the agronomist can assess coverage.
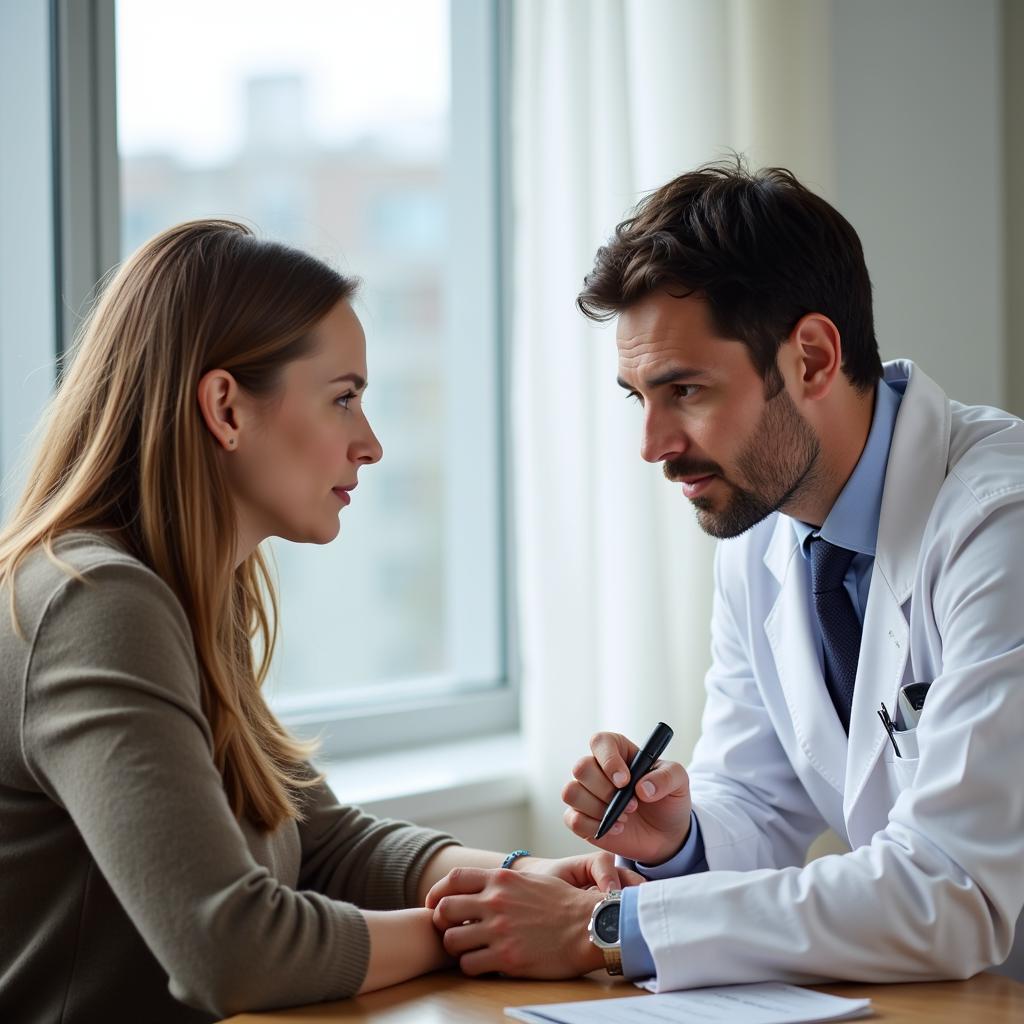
[0,220,635,1023]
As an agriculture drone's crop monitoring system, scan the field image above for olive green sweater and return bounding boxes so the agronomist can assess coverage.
[0,532,457,1023]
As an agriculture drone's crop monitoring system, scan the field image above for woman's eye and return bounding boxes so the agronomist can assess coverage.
[334,392,356,410]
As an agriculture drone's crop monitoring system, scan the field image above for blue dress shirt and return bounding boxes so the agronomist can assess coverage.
[789,379,903,635]
[618,379,903,979]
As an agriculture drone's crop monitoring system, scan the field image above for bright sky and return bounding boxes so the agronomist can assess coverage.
[116,0,449,165]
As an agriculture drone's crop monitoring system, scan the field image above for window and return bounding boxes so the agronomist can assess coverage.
[1,0,513,756]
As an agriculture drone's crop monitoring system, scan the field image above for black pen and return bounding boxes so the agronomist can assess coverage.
[594,722,674,840]
[877,702,902,757]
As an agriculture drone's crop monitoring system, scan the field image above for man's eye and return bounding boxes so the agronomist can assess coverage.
[625,391,644,407]
[674,384,700,400]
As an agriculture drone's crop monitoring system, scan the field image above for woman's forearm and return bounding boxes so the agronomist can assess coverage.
[357,907,452,994]
[415,846,531,906]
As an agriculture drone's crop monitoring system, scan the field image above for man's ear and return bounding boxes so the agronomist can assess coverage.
[791,313,842,400]
[197,369,243,451]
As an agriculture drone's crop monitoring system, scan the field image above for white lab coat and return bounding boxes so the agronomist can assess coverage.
[637,360,1024,990]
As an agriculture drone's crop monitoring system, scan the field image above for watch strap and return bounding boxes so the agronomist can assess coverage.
[601,943,623,975]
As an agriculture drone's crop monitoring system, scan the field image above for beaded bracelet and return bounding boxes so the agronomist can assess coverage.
[500,848,531,870]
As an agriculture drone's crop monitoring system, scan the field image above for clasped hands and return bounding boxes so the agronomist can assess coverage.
[425,731,693,978]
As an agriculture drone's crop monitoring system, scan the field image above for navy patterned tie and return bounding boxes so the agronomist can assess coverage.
[809,537,861,733]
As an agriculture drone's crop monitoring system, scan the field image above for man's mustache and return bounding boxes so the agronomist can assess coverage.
[664,458,722,482]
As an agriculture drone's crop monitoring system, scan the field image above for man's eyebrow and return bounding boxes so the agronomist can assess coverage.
[327,373,367,390]
[616,367,708,391]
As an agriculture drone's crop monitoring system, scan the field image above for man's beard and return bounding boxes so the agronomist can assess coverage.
[665,388,821,539]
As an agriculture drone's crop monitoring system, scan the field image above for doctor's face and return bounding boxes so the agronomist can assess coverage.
[616,291,821,538]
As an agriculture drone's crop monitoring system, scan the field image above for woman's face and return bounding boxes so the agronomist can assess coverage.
[225,299,383,551]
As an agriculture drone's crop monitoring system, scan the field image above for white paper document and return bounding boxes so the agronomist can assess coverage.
[505,982,871,1024]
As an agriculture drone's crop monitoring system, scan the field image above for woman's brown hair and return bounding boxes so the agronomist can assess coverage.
[0,219,358,831]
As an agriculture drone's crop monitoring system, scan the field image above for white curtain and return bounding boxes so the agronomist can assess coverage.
[511,0,835,855]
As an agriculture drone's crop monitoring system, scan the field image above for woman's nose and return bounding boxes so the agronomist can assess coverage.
[354,413,383,465]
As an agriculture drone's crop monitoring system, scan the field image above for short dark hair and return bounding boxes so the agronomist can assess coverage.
[577,156,882,393]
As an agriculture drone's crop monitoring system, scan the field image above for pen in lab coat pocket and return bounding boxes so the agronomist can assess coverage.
[878,702,901,757]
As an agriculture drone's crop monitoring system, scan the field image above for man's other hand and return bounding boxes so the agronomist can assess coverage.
[426,868,606,978]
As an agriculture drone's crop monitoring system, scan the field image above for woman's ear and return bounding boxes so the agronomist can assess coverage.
[197,369,242,451]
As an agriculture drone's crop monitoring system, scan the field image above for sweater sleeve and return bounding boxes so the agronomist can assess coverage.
[296,774,460,910]
[21,559,375,1017]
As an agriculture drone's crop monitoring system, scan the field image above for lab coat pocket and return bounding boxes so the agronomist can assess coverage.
[886,726,919,789]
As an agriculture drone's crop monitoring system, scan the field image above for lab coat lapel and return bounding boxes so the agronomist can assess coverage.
[763,516,848,794]
[843,572,909,822]
[844,361,952,823]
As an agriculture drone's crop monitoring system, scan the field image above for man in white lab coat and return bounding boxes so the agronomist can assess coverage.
[428,159,1024,987]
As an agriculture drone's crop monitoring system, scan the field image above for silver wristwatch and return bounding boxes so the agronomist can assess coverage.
[587,890,623,975]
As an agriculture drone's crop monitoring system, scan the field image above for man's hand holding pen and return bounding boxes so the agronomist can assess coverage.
[561,730,692,865]
[426,724,689,978]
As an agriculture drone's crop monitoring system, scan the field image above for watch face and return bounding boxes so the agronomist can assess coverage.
[595,902,620,944]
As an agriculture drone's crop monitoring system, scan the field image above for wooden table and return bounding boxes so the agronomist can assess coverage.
[222,969,1024,1022]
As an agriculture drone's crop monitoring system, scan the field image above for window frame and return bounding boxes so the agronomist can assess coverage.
[4,0,517,759]
[0,1,62,519]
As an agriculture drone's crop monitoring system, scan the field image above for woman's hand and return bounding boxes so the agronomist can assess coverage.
[426,868,606,978]
[561,731,692,865]
[513,851,644,891]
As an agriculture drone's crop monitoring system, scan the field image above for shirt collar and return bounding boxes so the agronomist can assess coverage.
[790,379,902,559]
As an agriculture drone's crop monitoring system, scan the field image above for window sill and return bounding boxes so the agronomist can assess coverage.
[319,731,527,824]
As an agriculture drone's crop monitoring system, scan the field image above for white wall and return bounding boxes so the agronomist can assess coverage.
[1006,0,1024,418]
[830,0,1004,407]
